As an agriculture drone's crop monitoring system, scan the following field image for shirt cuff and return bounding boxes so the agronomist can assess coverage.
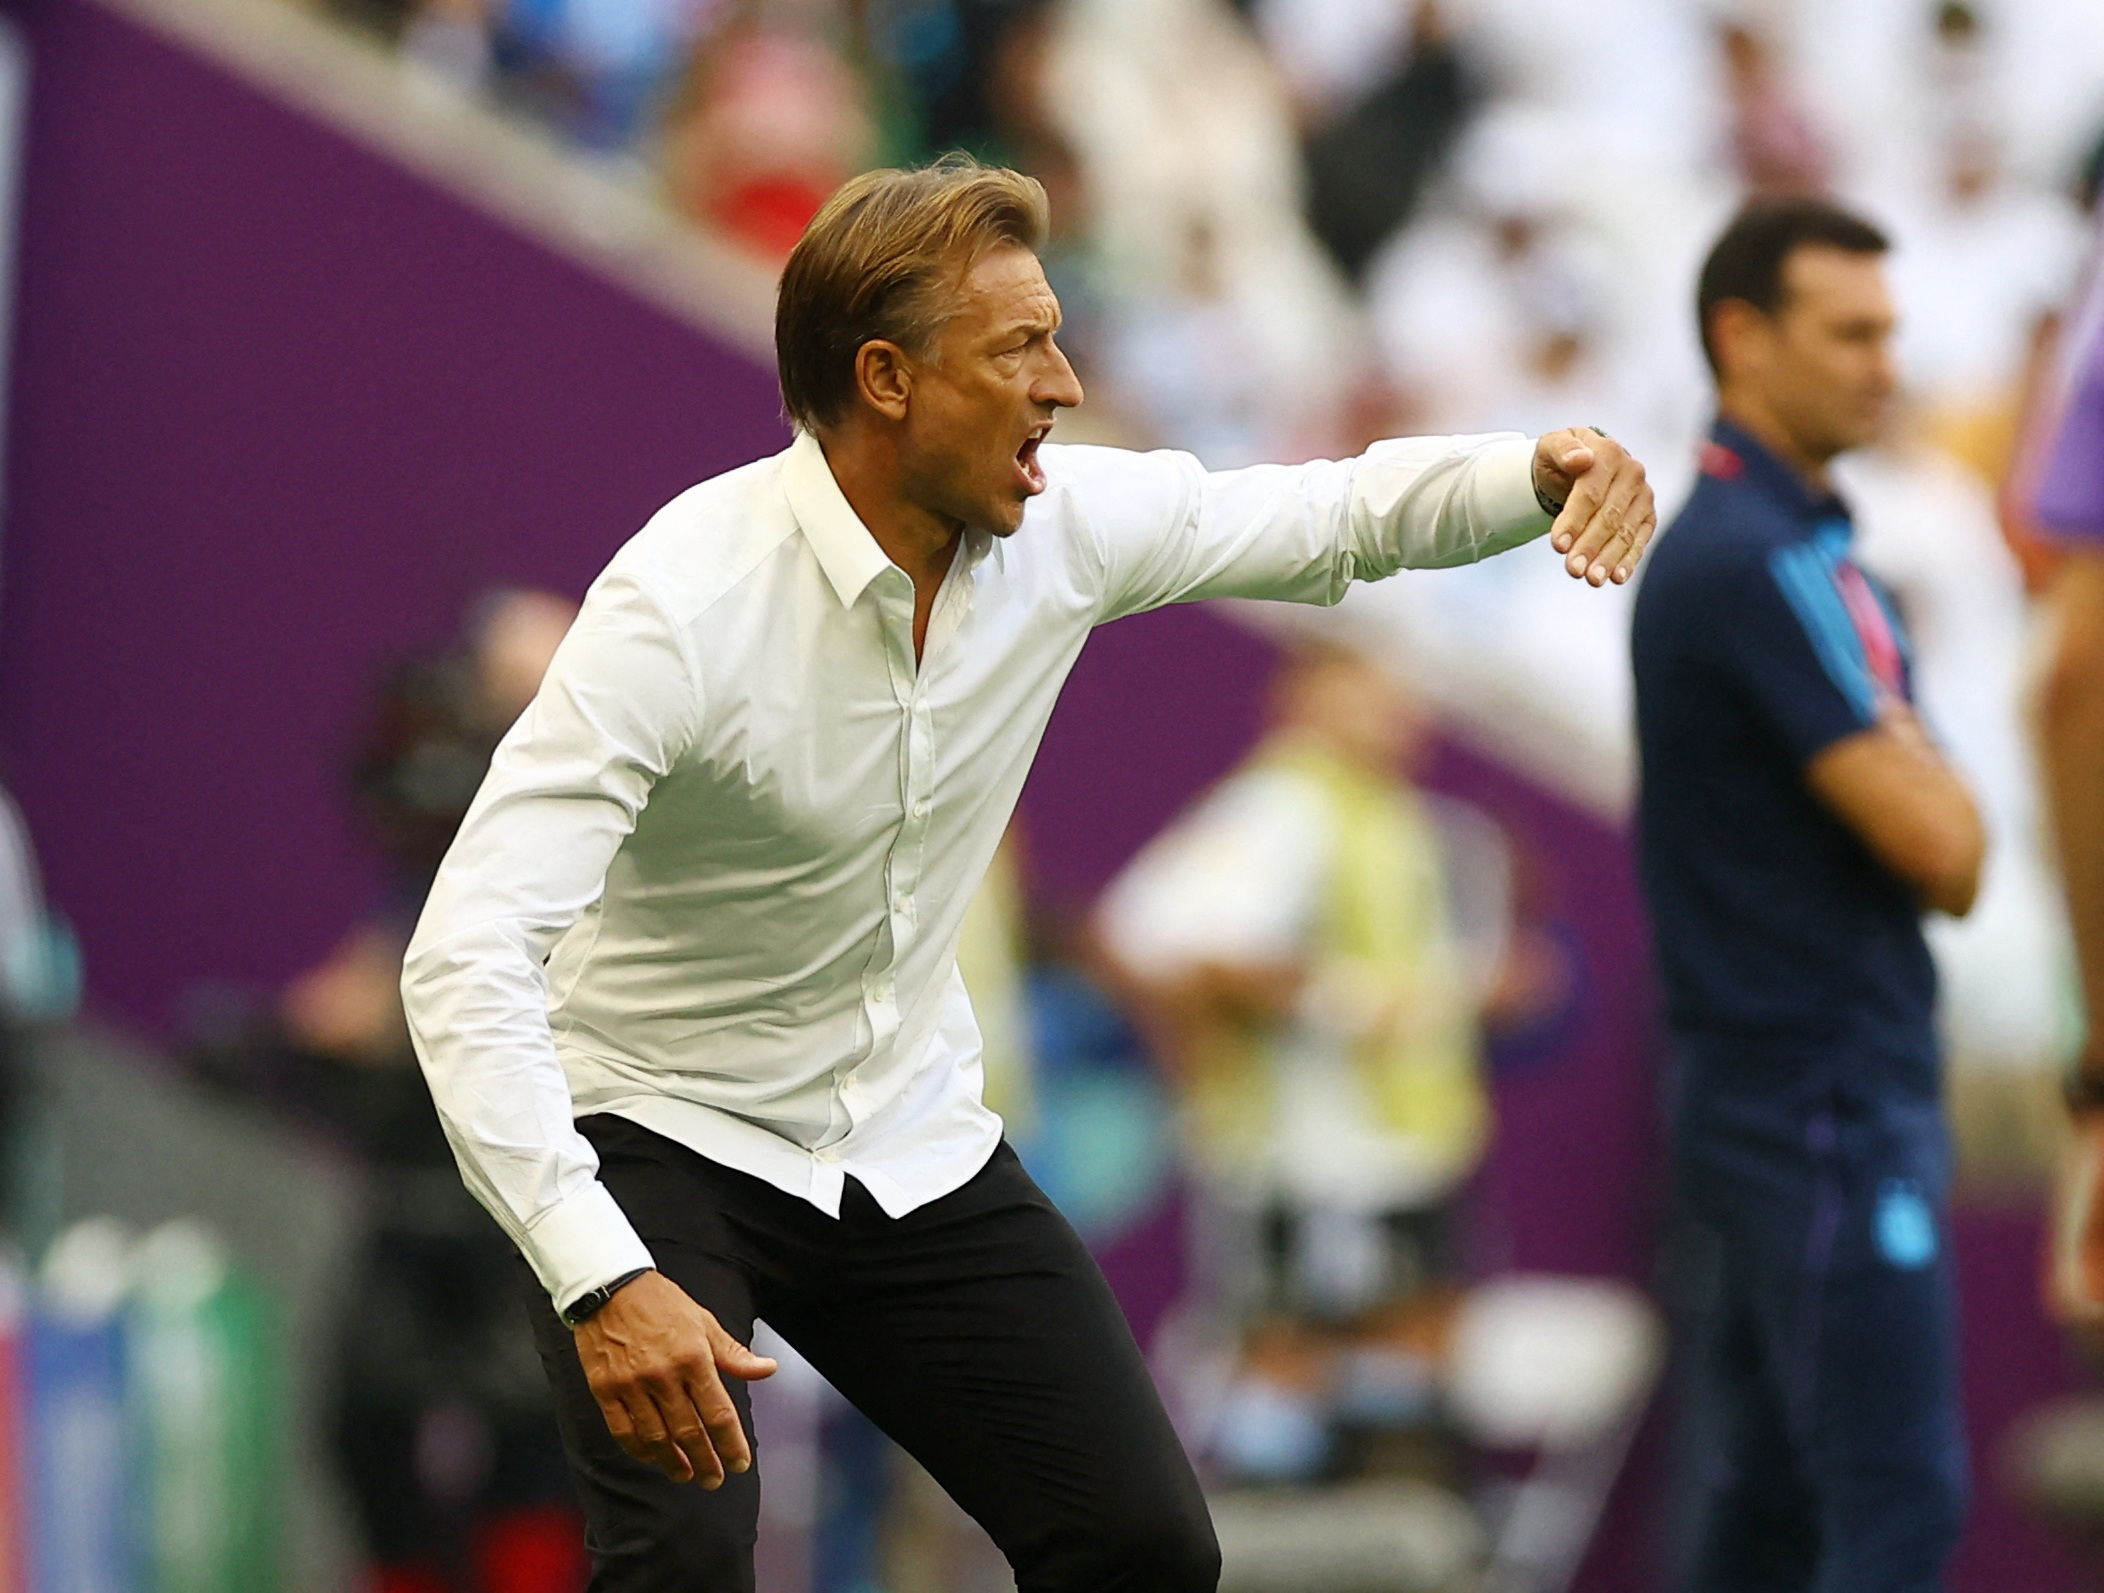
[1470,436,1557,553]
[522,1179,657,1316]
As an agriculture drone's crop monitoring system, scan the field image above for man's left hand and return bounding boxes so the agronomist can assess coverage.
[2050,1101,2104,1337]
[1534,427,1656,587]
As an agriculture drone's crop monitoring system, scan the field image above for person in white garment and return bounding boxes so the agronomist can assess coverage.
[399,155,1654,1590]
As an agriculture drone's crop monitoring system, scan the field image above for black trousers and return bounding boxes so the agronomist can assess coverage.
[522,1114,1221,1592]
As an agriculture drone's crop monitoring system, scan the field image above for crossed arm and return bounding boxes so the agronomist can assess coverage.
[1805,704,1985,918]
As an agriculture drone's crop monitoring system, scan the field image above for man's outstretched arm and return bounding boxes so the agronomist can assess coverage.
[1078,427,1654,624]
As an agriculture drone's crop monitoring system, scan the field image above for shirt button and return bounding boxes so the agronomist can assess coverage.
[817,1147,839,1164]
[913,800,929,819]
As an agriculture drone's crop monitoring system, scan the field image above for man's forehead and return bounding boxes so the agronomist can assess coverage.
[1782,245,1892,313]
[956,246,1059,327]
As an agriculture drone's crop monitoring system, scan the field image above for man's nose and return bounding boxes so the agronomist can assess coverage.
[1037,345,1085,410]
[1868,341,1898,394]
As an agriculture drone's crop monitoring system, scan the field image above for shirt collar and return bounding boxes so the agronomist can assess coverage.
[1706,416,1851,525]
[782,429,893,608]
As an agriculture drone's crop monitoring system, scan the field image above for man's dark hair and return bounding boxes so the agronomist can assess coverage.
[1695,197,1891,376]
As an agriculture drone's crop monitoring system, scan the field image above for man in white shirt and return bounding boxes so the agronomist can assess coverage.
[401,155,1654,1589]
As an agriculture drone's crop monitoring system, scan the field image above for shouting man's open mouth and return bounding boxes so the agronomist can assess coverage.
[1016,422,1052,494]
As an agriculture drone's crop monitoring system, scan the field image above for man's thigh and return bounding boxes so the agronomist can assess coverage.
[766,1145,1220,1593]
[1683,1097,1965,1593]
[522,1115,772,1592]
[1690,1251,1822,1593]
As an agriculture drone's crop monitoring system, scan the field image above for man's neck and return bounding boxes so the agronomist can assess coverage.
[813,424,961,593]
[1716,393,1835,496]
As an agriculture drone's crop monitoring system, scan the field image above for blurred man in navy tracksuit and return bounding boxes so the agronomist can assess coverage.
[1634,198,1986,1592]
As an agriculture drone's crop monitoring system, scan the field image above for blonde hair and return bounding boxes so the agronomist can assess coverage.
[775,155,1050,432]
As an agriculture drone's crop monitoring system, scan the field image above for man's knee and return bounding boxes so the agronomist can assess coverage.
[585,1483,760,1593]
[1036,1499,1221,1593]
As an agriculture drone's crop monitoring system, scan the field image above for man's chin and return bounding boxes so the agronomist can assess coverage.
[982,495,1030,537]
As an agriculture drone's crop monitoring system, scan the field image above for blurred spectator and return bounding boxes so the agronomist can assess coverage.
[350,588,579,903]
[1367,103,1620,436]
[1295,1,1477,285]
[1098,643,1508,1485]
[1883,123,2088,486]
[1043,0,1359,455]
[403,0,498,88]
[193,590,583,1593]
[492,0,721,150]
[1102,216,1289,464]
[661,16,876,259]
[1717,16,1828,196]
[855,0,1046,162]
[0,785,76,1253]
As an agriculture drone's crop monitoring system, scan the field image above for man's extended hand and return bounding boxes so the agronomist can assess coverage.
[1533,427,1657,587]
[2050,1103,2104,1335]
[572,1270,778,1487]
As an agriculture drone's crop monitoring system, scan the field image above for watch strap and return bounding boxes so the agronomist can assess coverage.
[560,1266,651,1328]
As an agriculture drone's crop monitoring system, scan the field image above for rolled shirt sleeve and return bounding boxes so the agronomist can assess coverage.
[401,566,697,1313]
[1070,433,1552,623]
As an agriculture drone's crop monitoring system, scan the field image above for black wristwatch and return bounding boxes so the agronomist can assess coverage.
[561,1267,651,1328]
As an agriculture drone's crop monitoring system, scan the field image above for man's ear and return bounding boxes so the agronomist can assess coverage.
[854,340,913,423]
[1710,299,1770,381]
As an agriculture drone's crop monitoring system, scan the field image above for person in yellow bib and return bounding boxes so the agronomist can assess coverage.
[1098,641,1504,1480]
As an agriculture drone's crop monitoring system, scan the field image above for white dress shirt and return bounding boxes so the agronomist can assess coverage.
[401,428,1551,1312]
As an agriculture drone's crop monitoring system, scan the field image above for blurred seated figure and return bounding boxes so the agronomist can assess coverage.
[198,590,583,1593]
[1293,0,1479,287]
[1098,642,1508,1486]
[1042,0,1360,455]
[1885,120,2088,489]
[1716,16,1828,196]
[0,783,77,1250]
[1104,214,1292,466]
[660,18,874,261]
[485,0,712,150]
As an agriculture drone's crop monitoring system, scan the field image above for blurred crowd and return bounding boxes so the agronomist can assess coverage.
[305,0,2104,479]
